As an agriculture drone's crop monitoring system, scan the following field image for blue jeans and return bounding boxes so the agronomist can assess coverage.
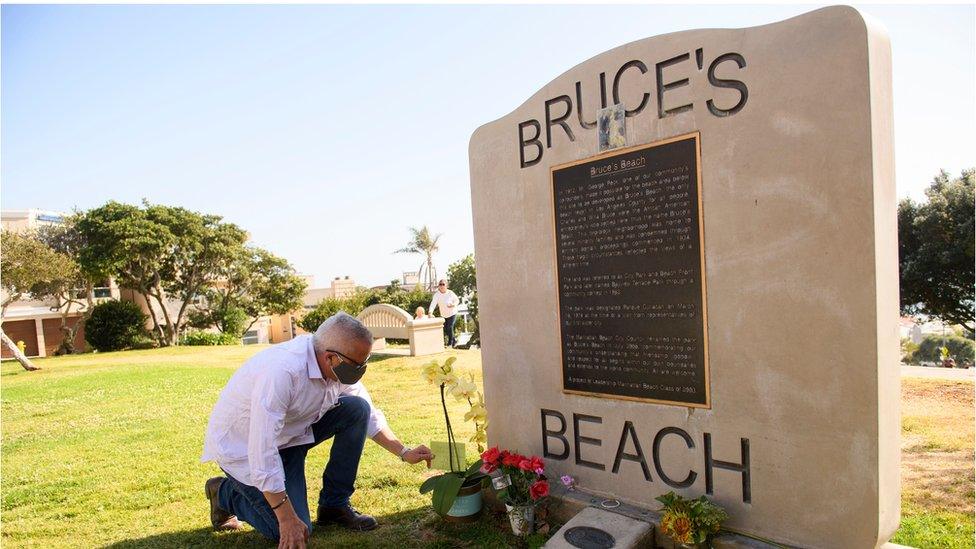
[443,314,457,347]
[216,395,371,541]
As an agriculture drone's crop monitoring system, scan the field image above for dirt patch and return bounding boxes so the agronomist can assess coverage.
[903,379,975,405]
[900,378,975,516]
[901,450,975,514]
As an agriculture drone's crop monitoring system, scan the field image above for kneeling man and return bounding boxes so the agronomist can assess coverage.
[201,312,433,547]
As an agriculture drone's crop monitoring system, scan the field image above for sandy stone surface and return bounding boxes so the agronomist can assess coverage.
[470,6,899,547]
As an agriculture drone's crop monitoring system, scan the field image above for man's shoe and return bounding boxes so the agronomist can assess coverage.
[204,477,242,531]
[316,504,378,531]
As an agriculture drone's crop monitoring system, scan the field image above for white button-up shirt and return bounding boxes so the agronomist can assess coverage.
[201,335,388,493]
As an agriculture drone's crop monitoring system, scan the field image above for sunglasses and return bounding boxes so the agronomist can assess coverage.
[327,349,370,369]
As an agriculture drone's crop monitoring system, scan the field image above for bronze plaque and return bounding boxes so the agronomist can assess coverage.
[552,132,709,407]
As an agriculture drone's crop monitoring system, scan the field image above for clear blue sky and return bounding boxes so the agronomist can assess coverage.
[2,4,973,288]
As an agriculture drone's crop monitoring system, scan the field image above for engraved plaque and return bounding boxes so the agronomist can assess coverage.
[564,526,616,548]
[552,133,709,407]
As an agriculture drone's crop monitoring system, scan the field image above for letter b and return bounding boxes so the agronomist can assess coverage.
[541,408,570,460]
[519,120,543,168]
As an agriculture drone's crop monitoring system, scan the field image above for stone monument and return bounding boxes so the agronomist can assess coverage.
[469,6,899,547]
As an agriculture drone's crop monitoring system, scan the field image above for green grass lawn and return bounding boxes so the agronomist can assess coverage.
[2,348,973,548]
[1,346,528,548]
[892,378,975,549]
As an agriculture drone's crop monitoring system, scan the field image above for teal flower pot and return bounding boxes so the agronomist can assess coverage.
[442,482,483,523]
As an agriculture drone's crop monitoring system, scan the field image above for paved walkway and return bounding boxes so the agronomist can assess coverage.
[902,364,974,381]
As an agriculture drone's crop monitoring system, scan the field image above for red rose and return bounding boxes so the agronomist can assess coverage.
[530,479,549,500]
[481,447,501,465]
[517,458,534,472]
[481,461,498,474]
[527,456,545,474]
[502,452,523,468]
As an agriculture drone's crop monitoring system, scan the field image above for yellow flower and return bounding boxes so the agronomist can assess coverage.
[450,376,478,401]
[661,514,674,533]
[421,361,439,384]
[436,373,458,387]
[464,403,487,422]
[470,426,487,444]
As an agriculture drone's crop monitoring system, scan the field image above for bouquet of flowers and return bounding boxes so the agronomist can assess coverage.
[655,491,728,546]
[480,447,549,535]
[480,447,549,506]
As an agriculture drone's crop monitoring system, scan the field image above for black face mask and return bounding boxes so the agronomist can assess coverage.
[327,349,369,384]
[333,360,367,384]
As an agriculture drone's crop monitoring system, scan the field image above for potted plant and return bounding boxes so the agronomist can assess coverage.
[418,357,489,521]
[655,491,728,548]
[480,446,550,536]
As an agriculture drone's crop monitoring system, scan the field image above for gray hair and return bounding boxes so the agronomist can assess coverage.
[313,312,374,353]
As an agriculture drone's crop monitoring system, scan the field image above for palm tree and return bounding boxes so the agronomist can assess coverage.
[395,226,442,291]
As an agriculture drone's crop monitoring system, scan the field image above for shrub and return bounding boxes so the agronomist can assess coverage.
[188,305,249,338]
[298,286,434,334]
[298,288,409,333]
[914,334,975,364]
[901,338,920,365]
[180,330,240,346]
[84,300,149,352]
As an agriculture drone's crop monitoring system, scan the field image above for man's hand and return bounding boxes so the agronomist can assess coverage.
[403,445,434,468]
[277,514,308,549]
[264,491,308,549]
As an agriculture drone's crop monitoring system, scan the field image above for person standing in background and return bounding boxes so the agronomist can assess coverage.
[428,279,459,348]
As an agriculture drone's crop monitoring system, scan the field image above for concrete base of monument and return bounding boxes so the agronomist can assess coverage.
[543,507,652,549]
[546,486,914,548]
[548,485,778,548]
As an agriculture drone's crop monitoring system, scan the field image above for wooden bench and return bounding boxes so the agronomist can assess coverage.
[357,304,444,356]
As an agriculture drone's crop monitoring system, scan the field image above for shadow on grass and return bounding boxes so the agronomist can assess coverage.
[103,506,527,548]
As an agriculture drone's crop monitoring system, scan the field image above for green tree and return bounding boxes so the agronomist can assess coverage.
[447,254,479,345]
[0,231,76,370]
[194,247,308,336]
[395,226,442,291]
[36,216,100,355]
[76,201,249,346]
[147,203,248,345]
[899,169,975,331]
[75,201,174,343]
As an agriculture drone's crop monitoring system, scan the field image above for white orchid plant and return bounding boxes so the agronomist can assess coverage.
[419,356,489,515]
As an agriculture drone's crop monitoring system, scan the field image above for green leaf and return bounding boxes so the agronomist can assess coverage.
[419,474,443,494]
[431,474,464,515]
[465,459,483,477]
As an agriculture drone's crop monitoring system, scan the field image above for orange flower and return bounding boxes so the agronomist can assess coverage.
[672,516,693,543]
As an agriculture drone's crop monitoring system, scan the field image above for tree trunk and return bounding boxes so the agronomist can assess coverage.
[150,284,177,346]
[56,299,78,355]
[0,328,40,371]
[140,290,166,344]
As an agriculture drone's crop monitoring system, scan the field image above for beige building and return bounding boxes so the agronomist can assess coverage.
[1,209,115,358]
[300,275,358,309]
[1,209,66,232]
